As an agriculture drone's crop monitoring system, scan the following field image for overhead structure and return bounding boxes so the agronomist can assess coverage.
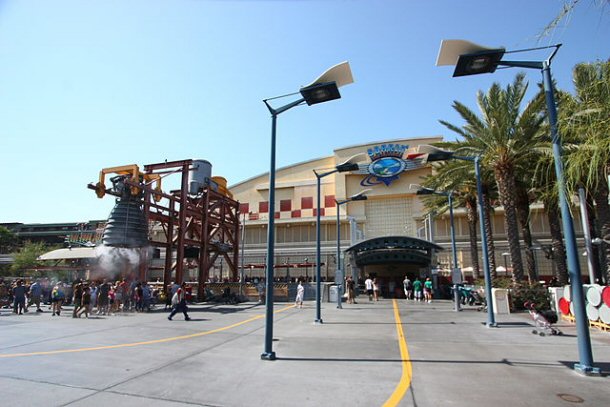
[89,159,240,299]
[346,236,443,267]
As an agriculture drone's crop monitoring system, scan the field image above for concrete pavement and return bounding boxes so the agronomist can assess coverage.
[0,298,609,406]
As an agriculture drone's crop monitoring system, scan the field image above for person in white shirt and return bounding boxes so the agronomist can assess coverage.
[365,276,374,301]
[295,281,304,308]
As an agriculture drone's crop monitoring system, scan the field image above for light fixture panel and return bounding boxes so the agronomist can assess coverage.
[453,49,505,77]
[300,82,340,105]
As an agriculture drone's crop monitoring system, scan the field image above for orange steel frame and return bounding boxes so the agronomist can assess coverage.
[127,159,240,299]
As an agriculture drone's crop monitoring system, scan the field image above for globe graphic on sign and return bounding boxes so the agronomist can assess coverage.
[369,157,404,177]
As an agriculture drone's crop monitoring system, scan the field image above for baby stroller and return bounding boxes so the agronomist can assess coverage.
[470,289,486,312]
[524,301,562,336]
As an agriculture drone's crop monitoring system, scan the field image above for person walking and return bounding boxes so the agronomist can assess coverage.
[424,277,434,303]
[346,276,356,304]
[164,284,173,311]
[295,280,304,308]
[365,276,374,301]
[413,278,423,302]
[168,282,191,321]
[97,280,110,315]
[29,279,43,312]
[373,278,380,301]
[403,276,412,300]
[51,283,65,316]
[12,279,27,315]
[72,281,83,318]
[89,282,98,312]
[78,286,91,318]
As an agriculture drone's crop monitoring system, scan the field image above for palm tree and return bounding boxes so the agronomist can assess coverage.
[532,154,569,285]
[440,73,546,283]
[562,61,610,283]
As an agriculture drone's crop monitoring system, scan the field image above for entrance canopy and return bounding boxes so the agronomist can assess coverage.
[345,236,443,267]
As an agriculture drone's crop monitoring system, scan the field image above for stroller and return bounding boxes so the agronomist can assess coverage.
[524,301,563,336]
[470,289,486,312]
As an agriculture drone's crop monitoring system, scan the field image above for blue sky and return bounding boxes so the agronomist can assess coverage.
[0,0,608,224]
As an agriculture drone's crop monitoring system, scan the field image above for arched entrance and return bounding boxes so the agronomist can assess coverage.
[345,235,443,298]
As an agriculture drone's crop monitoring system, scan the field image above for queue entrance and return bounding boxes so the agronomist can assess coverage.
[344,235,443,299]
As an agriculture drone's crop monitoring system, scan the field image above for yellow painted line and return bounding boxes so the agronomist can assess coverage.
[0,304,295,358]
[382,299,413,407]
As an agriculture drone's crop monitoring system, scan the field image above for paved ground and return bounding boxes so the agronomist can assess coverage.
[1,298,609,407]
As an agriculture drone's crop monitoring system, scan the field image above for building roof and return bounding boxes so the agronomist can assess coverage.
[38,247,97,261]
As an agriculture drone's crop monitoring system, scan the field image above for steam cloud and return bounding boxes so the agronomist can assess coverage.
[94,245,152,280]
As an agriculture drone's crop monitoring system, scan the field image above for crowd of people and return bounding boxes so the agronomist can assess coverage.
[402,275,434,303]
[1,277,165,317]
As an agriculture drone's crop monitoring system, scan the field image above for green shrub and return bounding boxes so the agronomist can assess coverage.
[472,278,551,312]
[510,283,551,311]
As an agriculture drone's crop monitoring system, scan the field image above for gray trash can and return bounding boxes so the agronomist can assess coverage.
[329,285,339,303]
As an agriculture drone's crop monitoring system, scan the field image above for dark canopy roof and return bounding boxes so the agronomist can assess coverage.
[345,235,443,267]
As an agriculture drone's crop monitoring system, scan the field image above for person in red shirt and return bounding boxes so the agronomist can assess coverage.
[168,282,191,321]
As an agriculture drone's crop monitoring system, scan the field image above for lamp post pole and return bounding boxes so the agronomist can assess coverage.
[473,156,496,326]
[313,157,363,323]
[542,61,597,374]
[447,191,461,312]
[502,253,509,274]
[413,185,461,311]
[336,199,343,309]
[259,62,353,360]
[334,191,368,310]
[261,96,308,360]
[449,156,497,325]
[240,211,247,297]
[314,169,337,323]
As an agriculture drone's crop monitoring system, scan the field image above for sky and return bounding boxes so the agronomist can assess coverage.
[0,0,608,224]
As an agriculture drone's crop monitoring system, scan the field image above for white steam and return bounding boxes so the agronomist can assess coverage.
[94,245,151,280]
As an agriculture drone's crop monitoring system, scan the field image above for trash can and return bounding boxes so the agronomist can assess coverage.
[492,288,510,314]
[329,285,339,303]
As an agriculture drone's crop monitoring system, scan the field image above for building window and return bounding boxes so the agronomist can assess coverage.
[280,200,291,212]
[325,195,335,208]
[301,197,313,210]
[259,201,269,213]
[291,210,301,218]
[239,203,249,214]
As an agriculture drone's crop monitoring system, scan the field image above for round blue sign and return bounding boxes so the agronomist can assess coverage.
[367,157,406,178]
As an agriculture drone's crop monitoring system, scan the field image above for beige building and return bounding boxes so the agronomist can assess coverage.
[229,136,591,297]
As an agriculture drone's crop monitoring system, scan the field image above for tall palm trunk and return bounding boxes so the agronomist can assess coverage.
[494,165,525,282]
[585,194,602,283]
[516,186,537,283]
[482,189,497,282]
[465,197,480,280]
[593,173,610,284]
[545,197,569,285]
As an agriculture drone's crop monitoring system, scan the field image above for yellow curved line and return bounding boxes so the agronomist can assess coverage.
[382,299,413,407]
[0,304,295,358]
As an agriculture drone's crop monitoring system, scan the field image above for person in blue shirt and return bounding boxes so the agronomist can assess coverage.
[12,279,27,315]
[29,279,43,312]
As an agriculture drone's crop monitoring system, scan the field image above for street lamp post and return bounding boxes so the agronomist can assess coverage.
[335,190,369,309]
[260,62,354,360]
[436,39,598,374]
[419,148,496,325]
[313,153,365,323]
[411,184,461,312]
[239,211,250,297]
[501,252,510,275]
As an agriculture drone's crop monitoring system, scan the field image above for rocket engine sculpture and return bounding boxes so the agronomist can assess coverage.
[102,175,149,248]
[88,160,240,299]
